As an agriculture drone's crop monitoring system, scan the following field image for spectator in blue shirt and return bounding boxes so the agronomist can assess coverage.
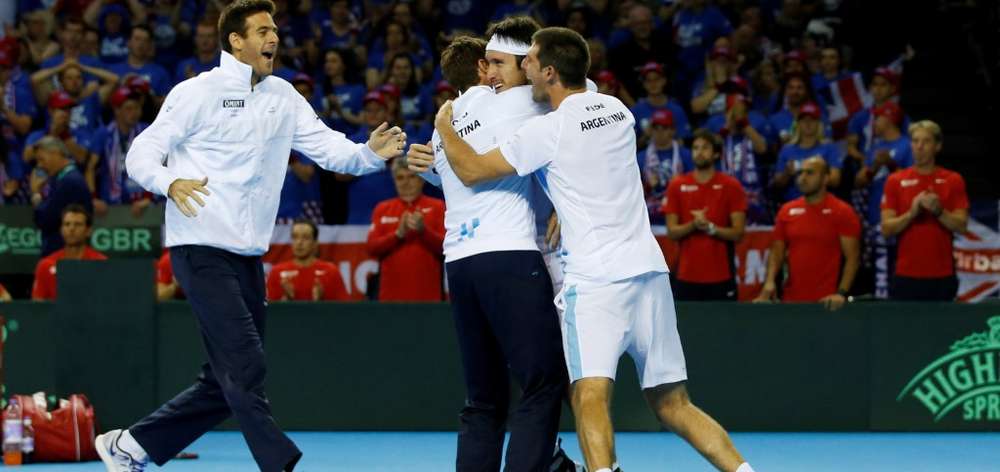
[608,3,675,99]
[277,152,324,224]
[108,25,171,107]
[317,48,366,135]
[383,52,432,128]
[93,3,132,64]
[690,45,743,115]
[673,0,733,96]
[639,109,693,224]
[92,87,151,215]
[855,101,912,225]
[174,21,220,85]
[30,62,119,133]
[313,0,362,51]
[846,67,909,164]
[772,102,843,202]
[768,73,828,146]
[631,61,692,148]
[41,18,105,77]
[25,91,97,195]
[345,91,397,225]
[0,47,37,203]
[709,94,771,224]
[811,46,853,108]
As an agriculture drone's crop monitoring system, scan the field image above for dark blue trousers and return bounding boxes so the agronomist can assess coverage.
[130,245,300,472]
[447,250,568,472]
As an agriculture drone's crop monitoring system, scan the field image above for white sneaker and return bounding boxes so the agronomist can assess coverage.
[95,429,148,472]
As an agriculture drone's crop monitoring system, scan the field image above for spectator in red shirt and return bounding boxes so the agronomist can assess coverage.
[755,157,861,310]
[156,250,184,301]
[267,219,349,302]
[664,129,747,300]
[880,120,969,301]
[32,204,107,301]
[366,157,445,301]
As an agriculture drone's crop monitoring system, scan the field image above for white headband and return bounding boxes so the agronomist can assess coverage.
[485,35,530,56]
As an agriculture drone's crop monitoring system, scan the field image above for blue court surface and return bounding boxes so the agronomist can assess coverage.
[20,431,1000,471]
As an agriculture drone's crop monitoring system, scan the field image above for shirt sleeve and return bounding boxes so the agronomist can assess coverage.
[825,143,844,169]
[728,178,749,213]
[290,90,386,176]
[880,174,899,212]
[32,260,53,301]
[837,204,862,238]
[266,265,283,301]
[322,264,349,301]
[663,178,682,215]
[772,208,788,242]
[156,256,172,284]
[125,80,198,196]
[498,115,559,177]
[945,173,970,211]
[365,203,400,257]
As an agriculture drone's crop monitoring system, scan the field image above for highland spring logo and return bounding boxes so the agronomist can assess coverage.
[898,316,1000,422]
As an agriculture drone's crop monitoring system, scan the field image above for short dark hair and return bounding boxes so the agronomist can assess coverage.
[292,218,318,240]
[531,27,589,89]
[129,24,153,40]
[441,36,486,93]
[691,128,722,154]
[62,203,92,227]
[218,0,275,53]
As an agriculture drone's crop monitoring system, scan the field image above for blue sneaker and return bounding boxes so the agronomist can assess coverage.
[95,429,148,472]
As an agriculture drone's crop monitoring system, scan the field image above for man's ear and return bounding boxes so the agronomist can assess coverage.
[228,32,242,52]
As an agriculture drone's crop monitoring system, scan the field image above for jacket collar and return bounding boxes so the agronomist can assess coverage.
[220,51,259,91]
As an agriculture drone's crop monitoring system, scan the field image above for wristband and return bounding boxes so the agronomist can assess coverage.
[707,222,717,235]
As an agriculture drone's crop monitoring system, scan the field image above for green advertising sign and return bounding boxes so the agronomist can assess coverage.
[0,205,163,274]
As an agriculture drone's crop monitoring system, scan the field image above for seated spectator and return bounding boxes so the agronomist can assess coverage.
[640,109,692,223]
[690,45,741,115]
[108,25,171,107]
[267,219,349,302]
[705,94,770,224]
[365,158,445,302]
[32,204,107,301]
[754,157,860,310]
[84,2,134,64]
[156,249,184,301]
[365,21,422,89]
[664,129,747,300]
[768,73,828,145]
[854,101,912,226]
[40,18,103,76]
[772,102,842,201]
[174,21,220,85]
[749,59,781,115]
[0,45,35,204]
[317,48,365,134]
[609,3,675,99]
[30,62,117,133]
[881,121,968,301]
[846,67,909,163]
[344,91,397,224]
[631,61,691,147]
[0,282,10,301]
[93,86,151,216]
[30,137,94,257]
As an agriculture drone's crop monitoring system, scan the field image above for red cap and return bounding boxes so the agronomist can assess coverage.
[798,101,822,120]
[725,75,749,94]
[710,46,736,61]
[0,38,18,67]
[125,75,151,95]
[363,90,386,106]
[639,61,665,78]
[872,100,903,126]
[725,93,748,111]
[651,109,674,128]
[784,49,806,63]
[595,69,617,85]
[873,66,899,85]
[110,86,140,108]
[47,90,76,110]
[378,83,400,99]
[291,73,314,88]
[434,80,455,95]
[0,49,13,67]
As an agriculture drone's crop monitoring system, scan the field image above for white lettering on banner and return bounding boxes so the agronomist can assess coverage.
[743,249,769,285]
[954,218,1000,302]
[354,260,379,295]
[339,261,352,295]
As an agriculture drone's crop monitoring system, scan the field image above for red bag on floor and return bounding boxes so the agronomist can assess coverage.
[7,393,98,462]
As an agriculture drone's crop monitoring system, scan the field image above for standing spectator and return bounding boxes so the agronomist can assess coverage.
[609,3,674,99]
[108,25,171,107]
[383,52,431,128]
[768,73,825,145]
[19,9,60,70]
[92,86,151,216]
[755,157,860,310]
[156,249,183,301]
[365,158,445,301]
[276,152,323,223]
[750,59,781,115]
[706,94,770,224]
[30,62,119,132]
[344,91,397,225]
[854,100,911,226]
[664,129,747,301]
[811,46,851,101]
[32,204,107,301]
[317,48,365,134]
[174,22,220,85]
[85,3,133,64]
[771,101,842,201]
[0,45,35,204]
[846,67,907,162]
[40,18,104,73]
[690,45,742,115]
[30,136,94,257]
[631,61,691,147]
[672,0,733,98]
[365,21,417,89]
[267,219,349,302]
[313,0,362,52]
[641,109,692,224]
[81,27,102,59]
[880,121,968,301]
[24,91,97,194]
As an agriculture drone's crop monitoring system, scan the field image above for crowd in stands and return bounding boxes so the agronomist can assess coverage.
[0,0,970,303]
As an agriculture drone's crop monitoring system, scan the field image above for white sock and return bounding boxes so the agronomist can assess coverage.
[611,462,620,471]
[118,429,148,461]
[594,469,613,472]
[736,463,755,472]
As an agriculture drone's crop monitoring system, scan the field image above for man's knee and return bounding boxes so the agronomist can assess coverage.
[571,378,613,409]
[646,381,691,416]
